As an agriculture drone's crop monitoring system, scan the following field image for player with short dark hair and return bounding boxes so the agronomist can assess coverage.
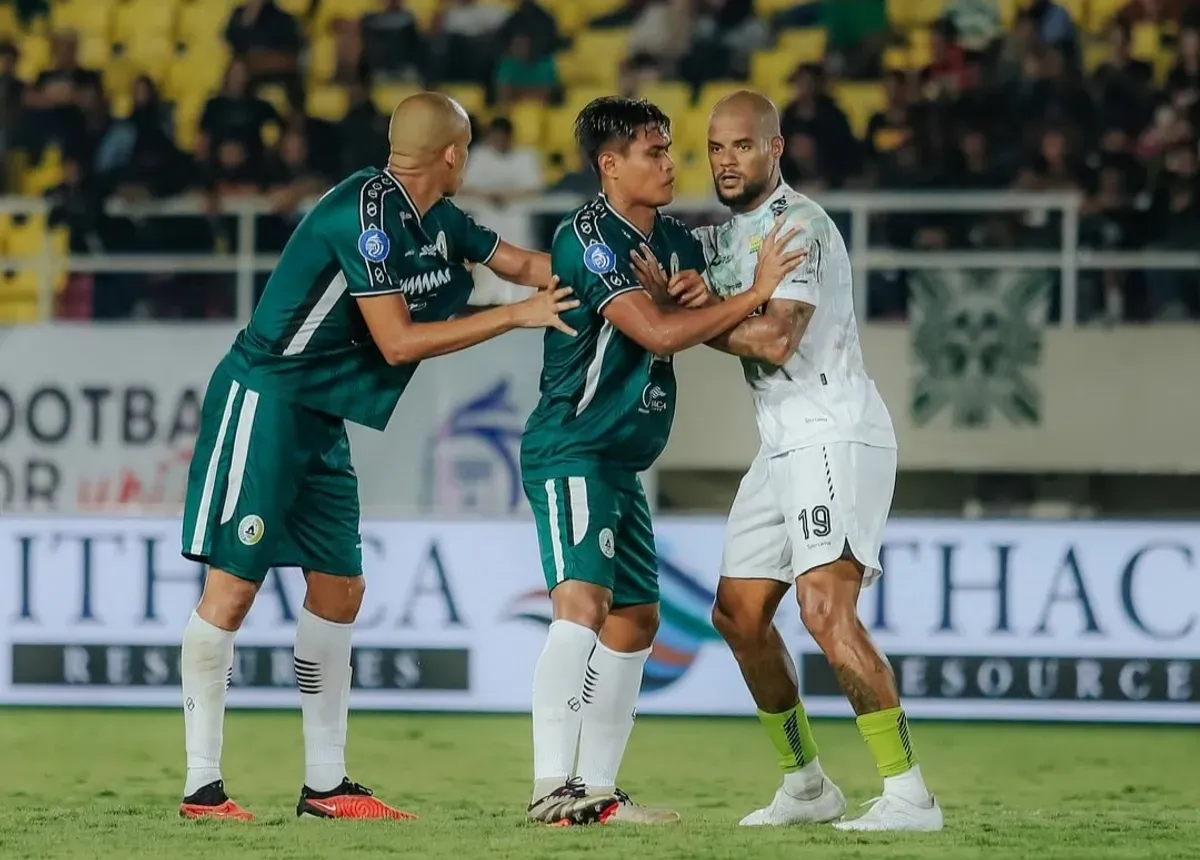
[520,96,806,826]
[177,92,577,822]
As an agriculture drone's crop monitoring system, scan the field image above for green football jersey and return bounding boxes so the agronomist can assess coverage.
[220,167,500,430]
[520,194,707,485]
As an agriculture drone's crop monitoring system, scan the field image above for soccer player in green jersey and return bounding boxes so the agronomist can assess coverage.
[176,93,577,822]
[519,96,806,827]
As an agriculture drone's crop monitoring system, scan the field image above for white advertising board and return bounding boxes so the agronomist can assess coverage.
[2,516,1197,722]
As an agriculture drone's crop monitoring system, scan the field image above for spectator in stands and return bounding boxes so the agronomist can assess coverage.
[821,0,889,80]
[1091,23,1155,132]
[224,0,303,106]
[425,0,510,84]
[33,30,101,94]
[950,126,1011,187]
[1024,0,1078,64]
[780,63,858,186]
[494,32,558,106]
[19,31,98,162]
[205,138,262,199]
[497,0,562,60]
[443,0,510,37]
[940,0,1002,54]
[1114,0,1196,26]
[71,79,111,173]
[199,60,280,170]
[687,0,767,80]
[361,0,427,83]
[338,78,389,173]
[93,76,191,201]
[461,116,543,206]
[623,0,692,77]
[780,132,826,191]
[1167,27,1200,97]
[264,125,331,214]
[864,71,916,164]
[923,18,975,101]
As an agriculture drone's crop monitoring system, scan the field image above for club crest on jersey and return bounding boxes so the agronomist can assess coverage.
[749,234,762,253]
[583,242,616,275]
[669,252,680,276]
[358,228,390,262]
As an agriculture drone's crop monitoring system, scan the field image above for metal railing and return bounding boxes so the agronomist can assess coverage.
[5,191,1200,326]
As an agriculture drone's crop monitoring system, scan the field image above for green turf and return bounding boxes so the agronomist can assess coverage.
[1,709,1197,859]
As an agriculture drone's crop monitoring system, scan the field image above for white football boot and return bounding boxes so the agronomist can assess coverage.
[739,774,847,826]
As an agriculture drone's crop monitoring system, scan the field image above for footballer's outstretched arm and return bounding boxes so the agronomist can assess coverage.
[485,242,553,288]
[707,298,814,366]
[602,222,804,355]
[356,284,577,365]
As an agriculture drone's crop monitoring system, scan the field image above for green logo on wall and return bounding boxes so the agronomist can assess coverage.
[910,270,1051,428]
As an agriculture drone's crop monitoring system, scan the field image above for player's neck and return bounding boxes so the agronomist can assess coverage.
[599,189,656,238]
[730,172,784,216]
[385,163,442,217]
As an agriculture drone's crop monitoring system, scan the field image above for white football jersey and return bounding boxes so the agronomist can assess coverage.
[695,182,896,455]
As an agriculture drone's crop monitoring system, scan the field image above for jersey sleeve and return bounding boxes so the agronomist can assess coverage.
[440,201,502,265]
[676,228,708,276]
[772,206,829,306]
[552,210,640,313]
[325,174,407,297]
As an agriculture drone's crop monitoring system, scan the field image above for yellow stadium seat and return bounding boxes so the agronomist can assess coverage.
[675,158,713,198]
[372,82,422,115]
[307,84,349,122]
[832,82,886,138]
[440,84,486,117]
[114,0,178,44]
[1056,0,1087,27]
[178,1,227,46]
[78,34,112,70]
[581,0,625,15]
[565,30,627,87]
[883,47,913,71]
[314,0,375,33]
[886,0,942,28]
[751,49,801,92]
[697,81,746,113]
[308,35,338,83]
[0,4,17,39]
[563,85,613,117]
[407,0,440,29]
[777,29,827,63]
[0,277,40,323]
[541,106,577,157]
[257,83,292,117]
[998,0,1019,26]
[276,0,310,16]
[173,95,208,151]
[51,0,115,38]
[638,81,691,118]
[163,45,230,103]
[17,36,50,82]
[1089,0,1125,30]
[758,0,802,12]
[1082,40,1109,74]
[504,100,546,148]
[547,0,587,36]
[21,150,63,196]
[121,38,178,84]
[1131,23,1161,61]
[6,212,50,258]
[674,106,711,162]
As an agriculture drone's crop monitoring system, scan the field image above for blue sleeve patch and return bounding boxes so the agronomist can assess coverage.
[358,228,390,262]
[583,242,616,275]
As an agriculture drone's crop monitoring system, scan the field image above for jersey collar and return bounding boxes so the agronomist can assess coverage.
[381,169,423,229]
[599,192,656,242]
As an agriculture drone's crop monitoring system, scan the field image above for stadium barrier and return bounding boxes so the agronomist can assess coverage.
[6,191,1200,325]
[2,515,1197,723]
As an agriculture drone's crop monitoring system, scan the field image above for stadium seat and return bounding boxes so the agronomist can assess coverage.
[16,35,50,82]
[440,84,486,118]
[883,47,914,71]
[6,212,51,258]
[20,150,63,196]
[51,0,115,38]
[257,83,292,117]
[163,43,230,103]
[885,0,942,28]
[307,85,350,122]
[541,106,577,158]
[752,49,802,92]
[544,0,587,36]
[563,85,614,117]
[1056,0,1088,28]
[638,81,692,118]
[275,0,310,16]
[0,274,40,324]
[832,82,886,138]
[0,4,17,40]
[114,0,178,44]
[119,37,178,86]
[757,0,803,13]
[314,0,376,33]
[697,81,747,113]
[407,0,441,30]
[777,29,828,64]
[563,31,627,87]
[1089,0,1125,30]
[307,35,338,84]
[1131,23,1162,62]
[504,101,547,149]
[372,82,422,115]
[78,34,113,71]
[675,158,713,197]
[178,1,228,46]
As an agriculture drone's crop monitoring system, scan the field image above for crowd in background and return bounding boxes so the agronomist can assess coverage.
[0,0,1199,321]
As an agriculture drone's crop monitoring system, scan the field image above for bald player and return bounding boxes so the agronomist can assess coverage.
[632,91,943,832]
[176,93,575,822]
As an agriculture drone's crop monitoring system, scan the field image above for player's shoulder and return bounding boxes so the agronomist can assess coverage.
[656,212,699,243]
[552,197,612,251]
[774,187,833,236]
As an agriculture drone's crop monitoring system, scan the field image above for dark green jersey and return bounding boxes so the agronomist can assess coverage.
[520,195,707,485]
[220,167,499,430]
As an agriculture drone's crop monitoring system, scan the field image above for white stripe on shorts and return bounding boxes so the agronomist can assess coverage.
[189,381,240,555]
[545,479,565,583]
[219,389,260,525]
[567,477,589,546]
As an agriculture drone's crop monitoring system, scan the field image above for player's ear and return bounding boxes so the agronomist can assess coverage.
[770,135,785,160]
[597,150,618,182]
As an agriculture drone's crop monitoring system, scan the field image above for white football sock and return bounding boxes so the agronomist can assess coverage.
[531,619,597,801]
[884,763,933,804]
[294,607,353,793]
[574,641,650,792]
[181,611,235,797]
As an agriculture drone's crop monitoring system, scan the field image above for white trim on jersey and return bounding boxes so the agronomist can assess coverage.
[576,320,615,416]
[189,381,239,555]
[220,389,260,525]
[545,479,566,583]
[567,477,589,546]
[283,272,349,356]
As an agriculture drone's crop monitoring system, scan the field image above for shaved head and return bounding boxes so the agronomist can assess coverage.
[707,89,785,212]
[710,90,782,140]
[387,91,472,194]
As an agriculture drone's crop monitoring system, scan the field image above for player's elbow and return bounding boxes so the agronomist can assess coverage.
[759,334,797,367]
[382,341,421,365]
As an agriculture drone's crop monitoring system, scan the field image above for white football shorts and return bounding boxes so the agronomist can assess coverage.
[720,442,897,587]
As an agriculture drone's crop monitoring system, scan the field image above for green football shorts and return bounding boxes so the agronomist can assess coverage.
[523,474,659,608]
[180,365,363,582]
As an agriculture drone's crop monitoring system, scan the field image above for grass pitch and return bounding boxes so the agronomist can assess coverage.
[0,709,1197,859]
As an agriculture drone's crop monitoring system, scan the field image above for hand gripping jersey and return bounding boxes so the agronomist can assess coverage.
[695,182,896,455]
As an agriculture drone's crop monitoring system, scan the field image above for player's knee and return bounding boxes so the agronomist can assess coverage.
[711,597,767,649]
[196,568,258,630]
[304,572,366,624]
[797,580,856,645]
[550,580,611,631]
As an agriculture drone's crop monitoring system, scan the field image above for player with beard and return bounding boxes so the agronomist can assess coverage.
[631,91,943,832]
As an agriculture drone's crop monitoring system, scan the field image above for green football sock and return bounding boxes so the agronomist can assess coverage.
[758,702,819,773]
[856,707,918,777]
